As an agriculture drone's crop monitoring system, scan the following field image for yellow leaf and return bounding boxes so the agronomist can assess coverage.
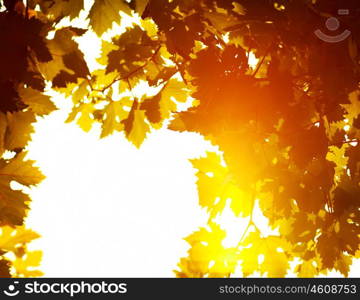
[0,226,40,252]
[140,18,158,37]
[5,111,35,150]
[240,231,290,277]
[177,223,239,277]
[19,87,57,116]
[295,260,319,278]
[88,0,131,36]
[126,109,150,148]
[162,78,189,103]
[13,250,43,278]
[101,101,127,138]
[39,28,79,81]
[72,80,89,104]
[191,152,252,217]
[66,103,95,132]
[0,152,45,186]
[334,253,352,277]
[327,145,349,180]
[97,41,119,66]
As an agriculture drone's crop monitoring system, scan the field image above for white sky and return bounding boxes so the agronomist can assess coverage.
[25,105,213,277]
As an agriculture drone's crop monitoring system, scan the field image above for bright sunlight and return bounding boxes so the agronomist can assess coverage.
[16,0,359,278]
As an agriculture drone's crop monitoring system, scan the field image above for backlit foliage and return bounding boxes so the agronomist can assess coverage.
[0,0,359,277]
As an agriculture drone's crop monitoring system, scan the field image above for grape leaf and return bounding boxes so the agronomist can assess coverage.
[294,259,320,278]
[5,111,35,150]
[0,259,11,278]
[0,182,30,226]
[240,231,290,277]
[191,152,252,217]
[13,250,43,277]
[66,103,95,132]
[123,108,150,148]
[176,223,238,277]
[88,0,131,36]
[0,113,7,156]
[0,226,40,253]
[0,152,45,187]
[19,87,57,116]
[101,101,127,138]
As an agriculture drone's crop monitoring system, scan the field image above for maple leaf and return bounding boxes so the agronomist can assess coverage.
[326,145,349,181]
[0,80,27,113]
[101,101,127,138]
[66,103,95,132]
[162,78,189,104]
[332,177,360,215]
[0,152,45,187]
[0,154,43,226]
[106,26,158,78]
[19,87,57,116]
[0,259,11,278]
[5,111,35,151]
[71,80,90,104]
[40,27,88,89]
[191,152,252,218]
[88,0,131,36]
[240,231,290,277]
[294,259,320,278]
[0,183,30,226]
[123,108,150,148]
[139,77,188,127]
[37,0,84,21]
[0,226,40,253]
[0,113,7,156]
[13,250,43,277]
[140,94,162,124]
[334,253,352,277]
[176,223,239,277]
[346,144,360,180]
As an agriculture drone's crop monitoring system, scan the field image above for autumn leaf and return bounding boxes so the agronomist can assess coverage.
[0,226,40,253]
[294,259,320,278]
[0,152,45,187]
[13,250,43,277]
[66,103,95,132]
[176,223,239,277]
[0,259,11,278]
[161,78,189,104]
[19,87,57,116]
[0,113,7,155]
[191,152,252,217]
[101,100,127,138]
[88,0,131,36]
[123,108,150,148]
[72,80,89,104]
[5,111,35,150]
[240,231,290,277]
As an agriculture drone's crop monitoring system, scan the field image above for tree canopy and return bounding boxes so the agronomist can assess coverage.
[0,0,359,277]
